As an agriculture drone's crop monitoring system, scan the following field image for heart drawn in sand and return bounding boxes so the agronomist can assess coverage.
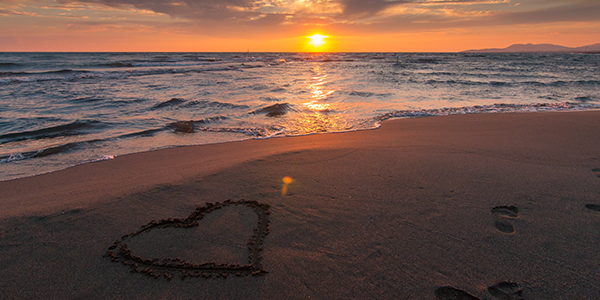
[106,199,270,280]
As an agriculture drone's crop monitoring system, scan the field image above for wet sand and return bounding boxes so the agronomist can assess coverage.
[1,111,600,299]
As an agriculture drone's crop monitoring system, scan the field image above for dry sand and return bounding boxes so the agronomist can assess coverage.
[1,111,600,299]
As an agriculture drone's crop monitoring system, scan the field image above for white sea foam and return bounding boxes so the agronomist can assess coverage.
[378,102,600,121]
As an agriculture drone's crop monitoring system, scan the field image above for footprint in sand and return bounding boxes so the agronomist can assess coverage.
[487,281,524,300]
[491,206,519,218]
[435,286,480,300]
[584,169,600,212]
[491,206,519,234]
[493,220,515,234]
[585,204,600,212]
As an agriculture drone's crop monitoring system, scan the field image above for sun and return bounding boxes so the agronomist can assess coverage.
[308,34,328,48]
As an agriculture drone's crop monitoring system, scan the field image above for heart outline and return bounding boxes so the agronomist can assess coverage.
[106,199,270,279]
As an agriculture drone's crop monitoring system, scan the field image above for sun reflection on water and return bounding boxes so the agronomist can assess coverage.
[303,64,336,113]
[304,100,333,112]
[286,112,351,135]
[282,62,352,134]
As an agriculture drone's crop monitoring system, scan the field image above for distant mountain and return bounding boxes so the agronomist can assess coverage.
[574,43,600,53]
[463,43,600,53]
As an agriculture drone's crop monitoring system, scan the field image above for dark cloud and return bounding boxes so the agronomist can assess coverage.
[58,0,261,21]
[0,9,18,15]
[339,0,406,17]
[336,0,495,18]
[493,0,600,24]
[57,0,409,24]
[330,0,600,33]
[245,13,288,27]
[0,8,37,16]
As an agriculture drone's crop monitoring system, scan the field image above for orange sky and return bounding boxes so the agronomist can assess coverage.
[1,0,599,52]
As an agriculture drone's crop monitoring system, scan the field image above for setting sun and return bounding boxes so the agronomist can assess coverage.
[308,34,328,48]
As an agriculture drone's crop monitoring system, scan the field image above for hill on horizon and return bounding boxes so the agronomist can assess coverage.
[463,43,600,53]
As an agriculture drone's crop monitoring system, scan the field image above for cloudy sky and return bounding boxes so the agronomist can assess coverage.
[1,0,599,51]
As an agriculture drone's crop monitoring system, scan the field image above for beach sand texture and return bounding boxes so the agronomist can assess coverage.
[1,111,599,299]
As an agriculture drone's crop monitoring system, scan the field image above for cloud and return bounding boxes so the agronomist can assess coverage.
[332,0,600,33]
[0,8,25,15]
[492,0,600,24]
[339,0,406,17]
[51,0,516,26]
[9,0,599,39]
[57,0,261,21]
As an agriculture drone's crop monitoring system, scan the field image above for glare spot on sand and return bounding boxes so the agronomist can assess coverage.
[283,176,293,184]
[282,176,293,195]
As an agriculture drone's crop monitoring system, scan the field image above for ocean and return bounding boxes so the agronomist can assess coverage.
[1,52,599,181]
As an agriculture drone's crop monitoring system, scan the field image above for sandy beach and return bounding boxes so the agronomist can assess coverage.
[1,111,599,299]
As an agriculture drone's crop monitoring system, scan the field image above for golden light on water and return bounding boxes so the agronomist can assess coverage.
[287,113,350,134]
[282,62,351,135]
[304,101,333,112]
[305,64,335,112]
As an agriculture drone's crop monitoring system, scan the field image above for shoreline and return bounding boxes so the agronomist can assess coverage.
[1,109,599,217]
[1,102,598,183]
[1,110,599,299]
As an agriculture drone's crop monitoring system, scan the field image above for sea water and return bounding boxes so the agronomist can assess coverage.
[1,52,599,181]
